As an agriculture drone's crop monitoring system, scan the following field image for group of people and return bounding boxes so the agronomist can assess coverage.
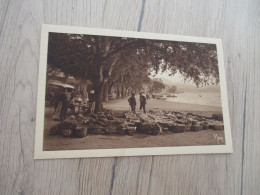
[128,92,147,113]
[53,89,96,120]
[52,88,150,120]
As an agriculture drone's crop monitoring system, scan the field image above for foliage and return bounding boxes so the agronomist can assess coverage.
[168,86,177,93]
[148,79,166,93]
[47,32,219,111]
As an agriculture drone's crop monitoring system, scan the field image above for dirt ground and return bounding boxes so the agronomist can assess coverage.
[43,98,225,151]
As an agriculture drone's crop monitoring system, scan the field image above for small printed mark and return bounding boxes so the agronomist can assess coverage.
[214,134,224,144]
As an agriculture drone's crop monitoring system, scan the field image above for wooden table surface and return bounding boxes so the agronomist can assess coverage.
[0,0,259,194]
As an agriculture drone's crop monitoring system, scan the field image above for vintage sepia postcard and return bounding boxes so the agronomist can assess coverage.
[34,24,233,159]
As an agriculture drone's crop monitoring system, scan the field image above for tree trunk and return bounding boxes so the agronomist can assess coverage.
[117,84,121,99]
[94,81,105,112]
[126,87,130,96]
[76,79,88,95]
[122,86,126,98]
[124,88,128,97]
[108,81,113,94]
[103,81,108,102]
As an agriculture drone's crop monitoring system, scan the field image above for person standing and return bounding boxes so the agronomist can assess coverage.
[53,95,63,119]
[67,91,76,114]
[82,90,89,112]
[139,92,147,113]
[83,91,88,102]
[60,89,70,120]
[128,93,136,112]
[53,92,61,115]
[146,93,150,101]
[88,90,95,114]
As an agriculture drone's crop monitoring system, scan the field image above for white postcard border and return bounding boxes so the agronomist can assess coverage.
[34,24,233,159]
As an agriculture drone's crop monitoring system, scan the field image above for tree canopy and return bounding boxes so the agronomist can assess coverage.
[47,32,219,111]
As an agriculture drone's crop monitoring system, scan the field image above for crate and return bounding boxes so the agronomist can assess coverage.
[191,125,202,132]
[168,125,185,133]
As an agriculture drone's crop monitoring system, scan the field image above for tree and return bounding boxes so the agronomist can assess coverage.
[108,49,151,97]
[168,86,177,93]
[48,32,219,112]
[48,33,142,111]
[149,79,166,93]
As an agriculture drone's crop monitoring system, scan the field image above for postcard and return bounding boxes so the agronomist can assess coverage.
[34,24,232,159]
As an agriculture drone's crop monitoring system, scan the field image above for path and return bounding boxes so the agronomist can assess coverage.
[103,97,222,112]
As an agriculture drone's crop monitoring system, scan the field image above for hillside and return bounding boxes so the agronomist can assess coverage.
[159,77,220,93]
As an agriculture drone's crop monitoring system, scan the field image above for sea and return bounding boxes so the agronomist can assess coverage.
[166,91,222,107]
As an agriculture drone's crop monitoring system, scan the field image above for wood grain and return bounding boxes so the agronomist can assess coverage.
[0,0,10,34]
[0,0,259,194]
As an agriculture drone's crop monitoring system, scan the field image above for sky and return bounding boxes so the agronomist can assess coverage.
[150,69,221,91]
[151,69,195,85]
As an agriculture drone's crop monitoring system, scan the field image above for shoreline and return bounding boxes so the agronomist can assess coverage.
[103,97,222,112]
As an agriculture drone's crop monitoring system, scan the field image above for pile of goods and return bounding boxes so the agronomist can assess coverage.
[159,111,224,133]
[137,122,161,135]
[49,109,224,138]
[49,115,88,138]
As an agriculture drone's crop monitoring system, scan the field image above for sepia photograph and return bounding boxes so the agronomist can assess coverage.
[34,25,232,159]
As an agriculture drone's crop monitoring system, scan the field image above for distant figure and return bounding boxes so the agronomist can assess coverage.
[83,91,89,102]
[139,92,147,113]
[88,90,95,114]
[60,90,71,120]
[82,90,89,112]
[53,94,62,119]
[53,93,61,115]
[146,93,150,101]
[67,91,76,114]
[128,93,136,112]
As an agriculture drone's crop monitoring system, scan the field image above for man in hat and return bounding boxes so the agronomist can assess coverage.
[139,92,147,113]
[59,88,73,120]
[128,93,136,112]
[88,90,95,114]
